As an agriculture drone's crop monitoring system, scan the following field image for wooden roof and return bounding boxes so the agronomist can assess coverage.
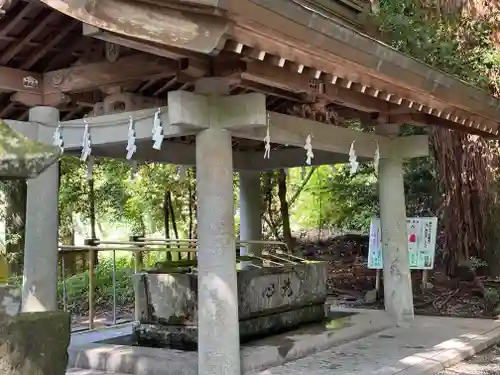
[2,0,500,138]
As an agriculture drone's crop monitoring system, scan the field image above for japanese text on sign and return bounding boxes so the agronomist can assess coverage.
[368,217,437,270]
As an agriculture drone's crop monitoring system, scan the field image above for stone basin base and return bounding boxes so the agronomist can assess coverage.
[134,303,326,349]
[132,261,328,349]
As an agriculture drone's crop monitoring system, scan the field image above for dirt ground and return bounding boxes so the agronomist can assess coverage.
[297,232,500,319]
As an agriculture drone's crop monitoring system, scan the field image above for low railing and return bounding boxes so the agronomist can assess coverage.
[58,238,291,331]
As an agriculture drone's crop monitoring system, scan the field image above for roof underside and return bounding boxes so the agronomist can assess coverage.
[1,0,499,143]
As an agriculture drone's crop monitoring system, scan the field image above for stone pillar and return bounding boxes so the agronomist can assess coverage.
[239,171,262,258]
[195,79,240,375]
[22,107,60,312]
[377,124,414,325]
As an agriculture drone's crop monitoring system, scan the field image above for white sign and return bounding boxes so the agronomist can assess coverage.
[368,217,438,270]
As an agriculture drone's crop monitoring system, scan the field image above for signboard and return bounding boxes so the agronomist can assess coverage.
[368,217,437,270]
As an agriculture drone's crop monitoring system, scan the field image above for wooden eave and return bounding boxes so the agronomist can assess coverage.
[0,0,495,139]
[36,0,500,137]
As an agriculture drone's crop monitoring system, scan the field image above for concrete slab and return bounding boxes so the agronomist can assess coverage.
[67,308,391,375]
[250,315,500,375]
[70,323,134,347]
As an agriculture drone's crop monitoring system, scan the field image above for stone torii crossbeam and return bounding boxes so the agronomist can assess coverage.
[6,77,428,374]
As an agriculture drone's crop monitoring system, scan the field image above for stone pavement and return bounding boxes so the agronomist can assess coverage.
[250,315,500,375]
[67,312,500,375]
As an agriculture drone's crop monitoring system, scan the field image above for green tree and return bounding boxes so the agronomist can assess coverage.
[375,0,500,275]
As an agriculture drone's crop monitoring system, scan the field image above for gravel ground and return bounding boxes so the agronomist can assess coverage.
[438,345,500,374]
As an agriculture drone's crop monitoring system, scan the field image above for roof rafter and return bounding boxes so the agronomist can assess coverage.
[21,18,77,70]
[0,9,59,65]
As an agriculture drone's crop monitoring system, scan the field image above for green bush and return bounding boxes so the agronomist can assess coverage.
[58,256,135,315]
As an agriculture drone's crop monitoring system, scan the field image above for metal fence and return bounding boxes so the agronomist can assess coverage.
[58,238,291,331]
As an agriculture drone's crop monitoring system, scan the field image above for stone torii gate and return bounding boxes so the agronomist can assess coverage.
[10,81,426,373]
[2,0,500,374]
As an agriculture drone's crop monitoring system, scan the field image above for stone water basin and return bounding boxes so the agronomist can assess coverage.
[132,260,327,349]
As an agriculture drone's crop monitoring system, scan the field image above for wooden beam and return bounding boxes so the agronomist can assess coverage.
[0,66,41,93]
[217,58,395,114]
[82,24,210,77]
[238,79,305,103]
[384,113,498,138]
[10,91,71,107]
[43,54,188,94]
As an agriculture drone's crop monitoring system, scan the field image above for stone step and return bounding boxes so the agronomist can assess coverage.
[68,309,391,375]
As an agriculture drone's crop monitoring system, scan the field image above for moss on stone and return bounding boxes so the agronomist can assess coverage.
[0,120,61,179]
[0,311,71,375]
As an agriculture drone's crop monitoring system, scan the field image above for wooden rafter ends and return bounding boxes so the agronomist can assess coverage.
[223,38,500,136]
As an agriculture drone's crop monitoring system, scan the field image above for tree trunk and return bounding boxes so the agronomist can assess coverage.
[167,191,180,260]
[278,169,294,252]
[163,191,172,261]
[432,128,497,276]
[187,169,195,260]
[88,177,98,266]
[4,180,27,275]
[60,221,77,276]
[273,167,317,230]
[262,171,279,237]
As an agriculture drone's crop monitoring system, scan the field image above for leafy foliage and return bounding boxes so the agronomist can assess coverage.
[376,0,500,274]
[376,0,500,92]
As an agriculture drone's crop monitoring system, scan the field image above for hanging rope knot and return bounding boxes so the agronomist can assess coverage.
[264,112,271,159]
[152,108,163,150]
[126,116,137,160]
[374,141,380,175]
[349,140,359,175]
[304,134,314,165]
[81,119,92,162]
[52,122,64,151]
